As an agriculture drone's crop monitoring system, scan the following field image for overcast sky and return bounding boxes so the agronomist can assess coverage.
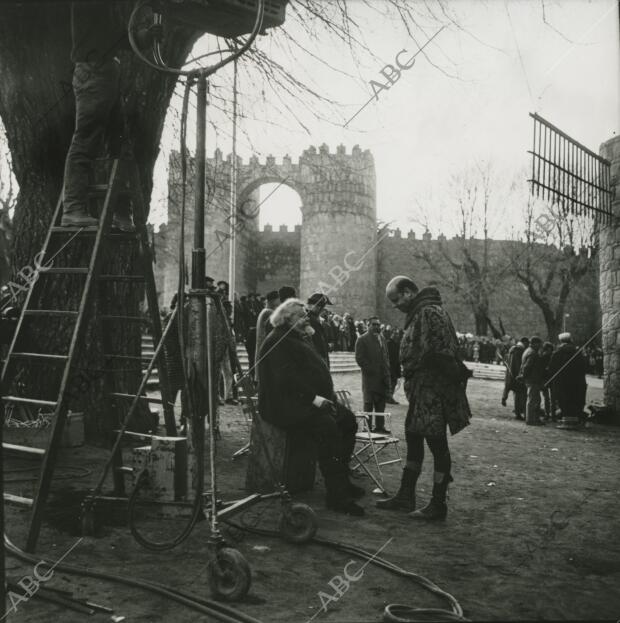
[149,0,618,238]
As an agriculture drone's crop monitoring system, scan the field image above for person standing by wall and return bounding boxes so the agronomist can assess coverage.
[306,293,332,369]
[377,276,471,520]
[501,337,529,420]
[540,341,555,421]
[547,332,588,429]
[519,336,546,426]
[355,316,391,433]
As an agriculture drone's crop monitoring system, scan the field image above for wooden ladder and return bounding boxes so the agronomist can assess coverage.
[1,158,176,552]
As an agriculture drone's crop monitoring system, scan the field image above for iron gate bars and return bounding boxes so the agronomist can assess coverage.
[528,112,613,224]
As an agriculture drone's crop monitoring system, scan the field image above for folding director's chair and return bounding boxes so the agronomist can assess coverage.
[335,390,402,495]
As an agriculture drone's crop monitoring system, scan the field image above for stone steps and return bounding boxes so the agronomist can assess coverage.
[141,335,509,385]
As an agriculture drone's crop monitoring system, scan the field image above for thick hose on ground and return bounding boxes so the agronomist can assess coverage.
[222,521,468,623]
[127,467,206,552]
[4,535,260,623]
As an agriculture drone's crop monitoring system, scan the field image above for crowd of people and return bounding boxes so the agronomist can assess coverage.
[456,333,603,377]
[231,291,382,353]
[501,333,589,428]
[161,273,598,517]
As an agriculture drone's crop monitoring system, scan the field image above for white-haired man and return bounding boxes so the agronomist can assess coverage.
[257,298,364,516]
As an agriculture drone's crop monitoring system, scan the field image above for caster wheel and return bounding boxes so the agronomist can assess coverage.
[80,508,96,536]
[207,547,251,601]
[279,503,318,544]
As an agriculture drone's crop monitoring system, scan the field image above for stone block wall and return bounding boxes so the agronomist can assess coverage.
[254,225,301,295]
[375,232,599,344]
[599,136,620,415]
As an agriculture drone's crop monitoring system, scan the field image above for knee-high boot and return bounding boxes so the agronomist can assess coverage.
[375,463,420,512]
[408,471,452,521]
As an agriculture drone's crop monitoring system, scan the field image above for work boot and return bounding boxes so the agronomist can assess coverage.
[325,472,365,516]
[61,208,98,227]
[376,465,420,512]
[409,472,451,521]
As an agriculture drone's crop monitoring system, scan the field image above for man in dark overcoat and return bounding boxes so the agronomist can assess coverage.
[501,337,529,420]
[547,332,587,429]
[355,316,391,432]
[257,299,364,516]
[306,293,332,368]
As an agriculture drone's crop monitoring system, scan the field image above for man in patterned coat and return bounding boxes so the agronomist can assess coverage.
[377,276,471,520]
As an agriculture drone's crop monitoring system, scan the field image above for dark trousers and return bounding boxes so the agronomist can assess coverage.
[302,403,357,479]
[525,383,542,425]
[363,391,386,430]
[63,60,126,214]
[514,386,527,417]
[406,432,451,475]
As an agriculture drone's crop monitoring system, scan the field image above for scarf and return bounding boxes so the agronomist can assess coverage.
[404,286,443,330]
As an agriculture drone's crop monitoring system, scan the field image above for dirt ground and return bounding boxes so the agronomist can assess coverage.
[4,372,620,622]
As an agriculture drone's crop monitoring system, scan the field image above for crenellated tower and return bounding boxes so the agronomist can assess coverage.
[160,144,377,316]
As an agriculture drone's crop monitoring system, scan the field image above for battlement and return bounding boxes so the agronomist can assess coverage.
[260,224,302,234]
[169,143,374,172]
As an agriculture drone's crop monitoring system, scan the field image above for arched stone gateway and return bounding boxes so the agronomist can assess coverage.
[155,145,599,349]
[599,136,620,416]
[158,144,377,317]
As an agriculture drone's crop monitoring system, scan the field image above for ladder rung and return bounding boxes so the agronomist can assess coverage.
[98,275,145,282]
[2,443,45,457]
[23,310,79,318]
[51,226,99,234]
[50,226,135,238]
[101,315,152,324]
[104,354,154,362]
[41,267,89,275]
[4,493,34,507]
[111,392,163,404]
[11,352,68,362]
[2,396,57,408]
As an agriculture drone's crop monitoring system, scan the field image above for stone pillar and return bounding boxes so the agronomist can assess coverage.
[599,136,620,415]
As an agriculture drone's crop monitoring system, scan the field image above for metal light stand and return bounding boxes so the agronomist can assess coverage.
[188,72,253,600]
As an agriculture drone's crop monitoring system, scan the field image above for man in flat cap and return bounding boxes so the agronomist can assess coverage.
[307,293,332,369]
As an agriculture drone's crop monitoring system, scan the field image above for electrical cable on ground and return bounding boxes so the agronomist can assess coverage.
[4,535,260,623]
[222,520,468,623]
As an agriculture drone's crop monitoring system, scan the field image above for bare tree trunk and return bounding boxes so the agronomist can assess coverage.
[0,5,198,443]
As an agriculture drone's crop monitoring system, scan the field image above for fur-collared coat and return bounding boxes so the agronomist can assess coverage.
[400,287,471,436]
